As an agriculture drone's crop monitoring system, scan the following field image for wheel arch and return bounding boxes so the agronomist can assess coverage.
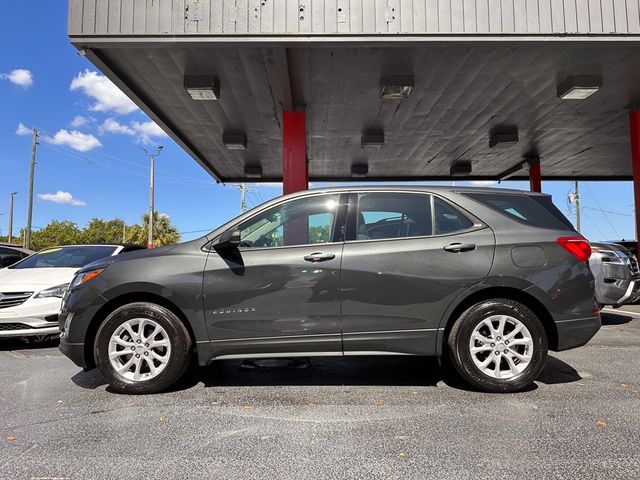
[82,292,198,369]
[436,286,558,357]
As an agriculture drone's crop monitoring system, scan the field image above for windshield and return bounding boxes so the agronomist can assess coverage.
[10,246,118,269]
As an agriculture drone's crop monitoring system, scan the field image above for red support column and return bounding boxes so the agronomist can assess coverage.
[529,158,542,193]
[282,111,308,195]
[630,111,640,252]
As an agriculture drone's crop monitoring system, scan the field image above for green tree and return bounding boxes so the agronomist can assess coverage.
[29,220,82,250]
[82,218,126,244]
[125,212,180,247]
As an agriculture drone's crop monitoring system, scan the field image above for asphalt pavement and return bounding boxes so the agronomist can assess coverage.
[1,307,640,480]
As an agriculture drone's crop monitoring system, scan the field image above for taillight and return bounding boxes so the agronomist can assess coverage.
[557,236,591,262]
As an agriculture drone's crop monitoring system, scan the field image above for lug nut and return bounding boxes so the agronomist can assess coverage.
[135,354,140,358]
[136,339,141,344]
[490,343,495,347]
[495,351,500,356]
[130,346,135,351]
[144,352,149,356]
[504,349,509,353]
[505,340,509,345]
[496,336,501,341]
[145,343,149,347]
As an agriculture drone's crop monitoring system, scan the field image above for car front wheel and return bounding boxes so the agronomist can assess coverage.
[94,302,192,394]
[447,298,548,393]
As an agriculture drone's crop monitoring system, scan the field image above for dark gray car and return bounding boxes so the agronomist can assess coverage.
[59,187,600,394]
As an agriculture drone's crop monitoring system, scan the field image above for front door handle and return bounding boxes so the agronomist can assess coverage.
[304,252,336,262]
[443,243,476,253]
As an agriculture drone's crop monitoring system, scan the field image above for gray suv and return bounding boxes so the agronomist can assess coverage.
[59,187,600,394]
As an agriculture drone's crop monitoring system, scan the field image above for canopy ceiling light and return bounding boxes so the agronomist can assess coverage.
[380,76,414,99]
[244,165,262,178]
[450,161,472,176]
[223,133,247,150]
[184,76,220,100]
[489,128,519,148]
[557,75,602,100]
[351,163,369,177]
[361,131,385,148]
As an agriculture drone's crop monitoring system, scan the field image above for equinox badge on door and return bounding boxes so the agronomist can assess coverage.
[212,307,256,315]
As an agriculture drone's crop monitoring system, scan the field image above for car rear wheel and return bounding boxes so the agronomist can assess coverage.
[447,298,548,393]
[94,302,192,394]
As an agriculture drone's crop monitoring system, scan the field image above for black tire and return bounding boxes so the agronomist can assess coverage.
[446,298,548,393]
[94,302,192,394]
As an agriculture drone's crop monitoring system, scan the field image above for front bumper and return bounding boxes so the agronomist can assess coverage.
[0,298,62,337]
[554,315,601,351]
[59,336,87,368]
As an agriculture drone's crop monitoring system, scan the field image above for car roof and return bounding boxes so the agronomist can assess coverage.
[282,185,546,198]
[0,243,34,254]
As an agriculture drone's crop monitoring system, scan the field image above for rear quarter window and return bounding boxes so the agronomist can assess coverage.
[463,192,575,230]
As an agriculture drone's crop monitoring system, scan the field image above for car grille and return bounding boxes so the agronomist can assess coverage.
[0,323,34,331]
[0,292,33,309]
[629,255,640,275]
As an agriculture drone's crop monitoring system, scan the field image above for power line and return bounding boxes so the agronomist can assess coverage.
[584,184,621,238]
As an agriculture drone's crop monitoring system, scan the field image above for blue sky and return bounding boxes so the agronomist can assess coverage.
[0,2,636,243]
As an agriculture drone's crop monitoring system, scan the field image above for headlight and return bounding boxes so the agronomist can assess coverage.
[35,283,70,299]
[69,267,106,290]
[595,249,624,265]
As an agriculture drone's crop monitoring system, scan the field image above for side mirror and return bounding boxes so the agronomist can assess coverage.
[214,228,241,250]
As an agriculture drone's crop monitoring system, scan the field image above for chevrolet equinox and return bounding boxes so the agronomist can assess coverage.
[59,187,600,394]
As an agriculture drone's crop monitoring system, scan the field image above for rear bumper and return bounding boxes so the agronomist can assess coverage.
[554,315,601,351]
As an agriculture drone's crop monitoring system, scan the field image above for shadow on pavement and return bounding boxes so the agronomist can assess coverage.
[0,336,59,351]
[71,354,581,393]
[536,355,581,385]
[600,312,634,326]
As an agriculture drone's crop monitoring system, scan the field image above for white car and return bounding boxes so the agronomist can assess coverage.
[0,244,144,338]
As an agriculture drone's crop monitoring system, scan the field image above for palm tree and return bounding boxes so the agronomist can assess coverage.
[126,211,180,247]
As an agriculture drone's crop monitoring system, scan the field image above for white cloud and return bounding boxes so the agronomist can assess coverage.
[38,191,86,206]
[131,120,168,144]
[16,123,31,136]
[70,115,91,128]
[100,117,167,144]
[1,69,33,88]
[101,118,134,135]
[70,70,138,114]
[44,129,102,152]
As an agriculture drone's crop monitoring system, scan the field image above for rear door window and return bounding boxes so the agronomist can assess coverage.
[354,193,432,240]
[463,192,574,230]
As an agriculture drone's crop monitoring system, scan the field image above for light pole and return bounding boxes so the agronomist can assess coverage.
[25,128,38,249]
[140,146,163,248]
[8,192,16,244]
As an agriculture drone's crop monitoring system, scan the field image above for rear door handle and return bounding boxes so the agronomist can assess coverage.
[443,243,476,253]
[304,252,336,262]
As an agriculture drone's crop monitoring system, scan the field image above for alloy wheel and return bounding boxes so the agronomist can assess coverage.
[468,315,534,380]
[108,318,172,381]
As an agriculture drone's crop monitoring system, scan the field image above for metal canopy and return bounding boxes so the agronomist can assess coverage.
[67,1,640,183]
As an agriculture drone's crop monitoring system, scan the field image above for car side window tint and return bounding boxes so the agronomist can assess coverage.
[434,197,474,235]
[0,248,21,268]
[238,194,340,248]
[355,193,432,240]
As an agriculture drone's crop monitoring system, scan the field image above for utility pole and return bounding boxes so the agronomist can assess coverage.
[140,146,163,249]
[8,192,16,244]
[240,183,247,213]
[25,128,38,249]
[574,181,581,234]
